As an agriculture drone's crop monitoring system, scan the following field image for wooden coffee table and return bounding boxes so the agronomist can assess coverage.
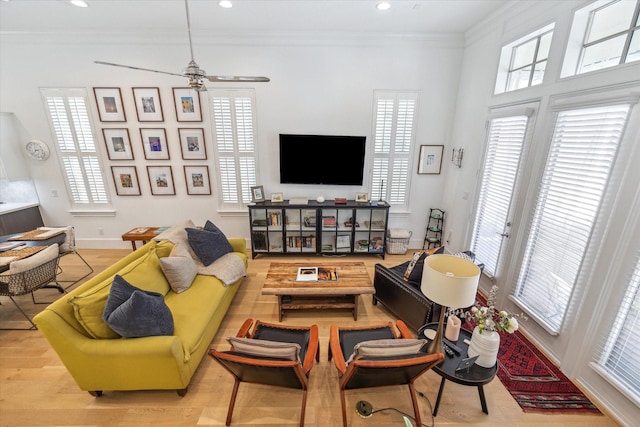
[262,262,374,321]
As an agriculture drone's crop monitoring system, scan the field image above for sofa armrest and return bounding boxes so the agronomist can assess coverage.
[373,263,439,332]
[228,238,247,256]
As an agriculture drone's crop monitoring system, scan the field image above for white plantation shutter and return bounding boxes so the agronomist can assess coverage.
[211,90,258,209]
[471,113,530,276]
[595,251,640,403]
[41,88,109,207]
[371,92,418,207]
[514,104,631,333]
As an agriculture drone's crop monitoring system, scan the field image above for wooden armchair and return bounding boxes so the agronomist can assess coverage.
[328,320,444,427]
[208,319,320,426]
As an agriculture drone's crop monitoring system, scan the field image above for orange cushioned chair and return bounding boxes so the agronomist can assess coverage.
[208,319,320,427]
[328,320,444,427]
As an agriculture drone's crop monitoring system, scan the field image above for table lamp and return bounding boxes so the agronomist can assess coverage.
[421,254,480,354]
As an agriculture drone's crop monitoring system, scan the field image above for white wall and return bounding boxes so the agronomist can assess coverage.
[0,32,463,248]
[445,1,640,425]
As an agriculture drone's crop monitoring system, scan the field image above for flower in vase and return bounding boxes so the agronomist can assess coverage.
[465,285,525,334]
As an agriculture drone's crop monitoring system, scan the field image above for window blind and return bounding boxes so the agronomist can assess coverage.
[595,251,640,403]
[371,92,417,206]
[42,89,109,207]
[514,104,631,333]
[211,90,258,208]
[470,114,529,277]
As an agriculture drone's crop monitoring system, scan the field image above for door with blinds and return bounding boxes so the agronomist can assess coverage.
[470,106,535,277]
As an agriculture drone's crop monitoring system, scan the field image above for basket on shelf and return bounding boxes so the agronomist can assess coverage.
[386,229,412,255]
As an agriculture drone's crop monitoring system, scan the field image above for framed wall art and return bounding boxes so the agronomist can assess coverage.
[178,128,207,160]
[418,145,444,175]
[147,166,175,195]
[140,128,170,160]
[102,128,134,160]
[172,87,202,122]
[184,165,211,195]
[111,166,141,196]
[93,87,126,122]
[132,87,164,122]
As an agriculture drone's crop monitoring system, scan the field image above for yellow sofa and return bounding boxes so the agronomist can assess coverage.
[33,238,247,397]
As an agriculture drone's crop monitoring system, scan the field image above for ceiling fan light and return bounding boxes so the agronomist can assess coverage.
[376,2,391,11]
[218,0,232,8]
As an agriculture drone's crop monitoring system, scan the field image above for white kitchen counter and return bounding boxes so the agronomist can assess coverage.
[0,202,40,215]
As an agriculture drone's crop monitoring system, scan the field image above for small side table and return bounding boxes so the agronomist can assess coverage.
[121,227,159,250]
[419,323,498,416]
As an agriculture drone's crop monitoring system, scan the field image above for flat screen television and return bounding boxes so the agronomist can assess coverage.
[279,134,366,185]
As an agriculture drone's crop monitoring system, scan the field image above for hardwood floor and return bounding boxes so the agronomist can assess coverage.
[0,248,619,426]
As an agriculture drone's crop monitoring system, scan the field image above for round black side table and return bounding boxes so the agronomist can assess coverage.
[418,322,498,415]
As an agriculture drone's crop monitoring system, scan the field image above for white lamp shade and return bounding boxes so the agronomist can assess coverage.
[421,254,480,308]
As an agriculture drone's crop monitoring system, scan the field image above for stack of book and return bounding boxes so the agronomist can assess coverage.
[322,216,336,228]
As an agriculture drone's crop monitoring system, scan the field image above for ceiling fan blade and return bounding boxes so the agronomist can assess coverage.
[94,61,184,78]
[205,75,271,83]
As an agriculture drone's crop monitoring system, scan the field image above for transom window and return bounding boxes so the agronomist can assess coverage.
[562,0,640,77]
[495,24,555,94]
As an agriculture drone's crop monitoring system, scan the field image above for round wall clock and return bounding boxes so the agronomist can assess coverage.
[25,139,50,161]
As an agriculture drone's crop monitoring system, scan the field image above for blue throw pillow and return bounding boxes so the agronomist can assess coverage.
[102,275,174,338]
[186,222,233,266]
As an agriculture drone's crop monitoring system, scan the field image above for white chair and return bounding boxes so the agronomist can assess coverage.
[38,226,93,289]
[0,244,62,330]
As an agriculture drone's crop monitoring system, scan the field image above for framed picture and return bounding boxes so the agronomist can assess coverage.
[147,166,175,195]
[140,128,170,160]
[271,192,284,203]
[132,87,164,122]
[111,166,140,196]
[336,234,351,249]
[355,192,369,203]
[93,87,126,122]
[178,128,207,160]
[251,185,265,203]
[102,128,134,160]
[184,165,211,195]
[172,87,202,122]
[418,145,444,175]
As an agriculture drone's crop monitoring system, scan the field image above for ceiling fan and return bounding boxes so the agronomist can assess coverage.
[94,0,269,91]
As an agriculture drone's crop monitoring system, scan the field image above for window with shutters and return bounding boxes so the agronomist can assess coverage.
[371,91,418,209]
[562,0,640,77]
[513,103,631,334]
[470,109,533,277]
[211,89,258,211]
[41,88,111,211]
[495,24,555,94]
[594,250,640,404]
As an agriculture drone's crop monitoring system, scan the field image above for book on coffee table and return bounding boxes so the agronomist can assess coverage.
[296,266,338,282]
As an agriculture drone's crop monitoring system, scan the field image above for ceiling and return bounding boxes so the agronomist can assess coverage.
[0,0,513,37]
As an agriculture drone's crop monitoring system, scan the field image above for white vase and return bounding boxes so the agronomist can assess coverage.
[467,326,500,368]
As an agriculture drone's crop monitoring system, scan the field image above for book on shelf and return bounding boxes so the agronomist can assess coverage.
[364,220,385,229]
[127,227,150,234]
[296,267,338,282]
[153,226,170,234]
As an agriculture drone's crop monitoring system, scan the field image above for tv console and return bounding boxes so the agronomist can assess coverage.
[249,200,389,259]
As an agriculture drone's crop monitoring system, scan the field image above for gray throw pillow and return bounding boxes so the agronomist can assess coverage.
[407,246,445,284]
[346,338,427,365]
[102,275,174,338]
[186,223,233,266]
[160,255,198,293]
[227,337,301,361]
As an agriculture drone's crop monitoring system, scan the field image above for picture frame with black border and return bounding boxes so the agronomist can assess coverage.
[93,87,126,122]
[147,166,175,195]
[102,128,134,160]
[132,87,164,122]
[251,185,265,203]
[336,234,351,249]
[178,128,207,160]
[418,144,444,175]
[111,166,141,196]
[172,87,202,122]
[140,128,170,160]
[184,165,211,195]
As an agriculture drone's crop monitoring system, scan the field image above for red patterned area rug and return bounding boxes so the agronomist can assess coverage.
[465,293,601,414]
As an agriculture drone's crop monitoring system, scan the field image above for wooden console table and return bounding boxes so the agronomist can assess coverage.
[261,262,374,321]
